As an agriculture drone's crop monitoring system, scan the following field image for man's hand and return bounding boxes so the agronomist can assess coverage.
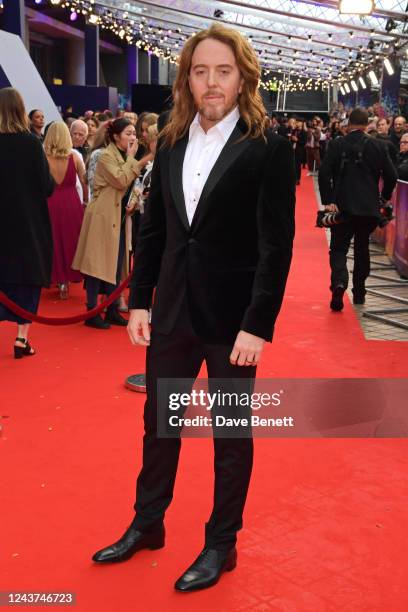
[127,309,150,346]
[230,331,265,366]
[324,203,339,212]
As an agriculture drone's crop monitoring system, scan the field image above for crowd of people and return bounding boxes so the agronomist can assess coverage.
[0,88,160,354]
[0,84,407,357]
[266,105,408,183]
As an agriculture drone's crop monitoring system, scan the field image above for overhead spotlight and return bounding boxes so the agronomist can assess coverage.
[368,70,379,85]
[344,82,351,93]
[359,76,367,88]
[384,57,394,75]
[339,0,373,14]
[385,18,397,32]
[50,0,61,4]
[351,79,358,91]
[89,14,99,24]
[213,9,224,18]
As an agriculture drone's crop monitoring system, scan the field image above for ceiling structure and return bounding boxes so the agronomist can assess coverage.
[42,0,408,89]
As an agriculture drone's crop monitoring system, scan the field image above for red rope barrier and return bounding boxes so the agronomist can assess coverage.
[0,274,132,326]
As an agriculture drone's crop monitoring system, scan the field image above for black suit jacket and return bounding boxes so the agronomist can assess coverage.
[396,152,408,181]
[318,130,397,217]
[376,134,398,166]
[129,119,296,344]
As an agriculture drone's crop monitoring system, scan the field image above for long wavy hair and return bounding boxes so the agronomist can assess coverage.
[161,24,267,148]
[0,88,29,134]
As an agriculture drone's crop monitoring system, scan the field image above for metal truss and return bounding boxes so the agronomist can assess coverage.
[79,0,408,80]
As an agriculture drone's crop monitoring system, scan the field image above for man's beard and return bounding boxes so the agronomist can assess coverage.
[198,98,238,123]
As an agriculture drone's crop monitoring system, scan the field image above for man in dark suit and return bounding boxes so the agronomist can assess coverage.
[92,24,295,591]
[318,107,397,310]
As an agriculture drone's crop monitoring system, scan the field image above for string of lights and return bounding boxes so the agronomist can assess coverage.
[27,0,406,93]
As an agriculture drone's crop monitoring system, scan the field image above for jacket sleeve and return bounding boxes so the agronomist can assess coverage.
[98,151,141,191]
[240,137,296,342]
[318,140,338,205]
[380,146,398,201]
[128,151,166,309]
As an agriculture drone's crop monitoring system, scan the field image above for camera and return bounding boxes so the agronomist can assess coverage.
[316,210,349,228]
[378,199,394,228]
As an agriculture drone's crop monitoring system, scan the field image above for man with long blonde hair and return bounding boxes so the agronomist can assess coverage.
[93,24,296,591]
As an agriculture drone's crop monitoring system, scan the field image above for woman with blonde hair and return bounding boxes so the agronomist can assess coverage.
[0,88,54,358]
[86,121,110,201]
[140,113,159,146]
[44,122,87,299]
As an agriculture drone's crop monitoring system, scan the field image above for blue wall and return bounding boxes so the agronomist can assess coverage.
[46,83,118,114]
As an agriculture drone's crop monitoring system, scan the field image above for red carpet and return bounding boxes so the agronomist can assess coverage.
[1,171,408,611]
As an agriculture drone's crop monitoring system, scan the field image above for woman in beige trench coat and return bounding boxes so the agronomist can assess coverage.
[72,118,141,329]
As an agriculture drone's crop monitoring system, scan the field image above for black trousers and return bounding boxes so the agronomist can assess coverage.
[294,155,302,183]
[85,226,125,309]
[329,215,378,294]
[131,297,256,551]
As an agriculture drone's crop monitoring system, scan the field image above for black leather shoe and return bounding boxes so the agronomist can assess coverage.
[92,525,165,563]
[84,314,110,329]
[105,306,128,326]
[330,285,345,311]
[174,547,237,592]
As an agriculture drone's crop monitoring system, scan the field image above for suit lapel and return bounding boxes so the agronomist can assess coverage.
[169,133,190,232]
[190,120,251,232]
[168,119,251,233]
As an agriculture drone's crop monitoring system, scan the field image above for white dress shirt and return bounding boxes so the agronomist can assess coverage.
[182,106,240,225]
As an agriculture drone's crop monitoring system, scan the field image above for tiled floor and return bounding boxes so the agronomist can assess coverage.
[346,244,408,341]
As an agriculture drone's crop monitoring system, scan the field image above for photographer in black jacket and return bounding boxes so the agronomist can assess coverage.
[318,108,397,310]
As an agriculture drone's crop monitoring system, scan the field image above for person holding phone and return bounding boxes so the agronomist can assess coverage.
[72,118,141,329]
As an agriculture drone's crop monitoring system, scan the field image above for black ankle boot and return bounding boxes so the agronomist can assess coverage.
[330,285,345,311]
[105,305,128,326]
[84,305,111,329]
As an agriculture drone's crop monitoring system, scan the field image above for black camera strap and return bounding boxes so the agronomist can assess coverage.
[334,135,375,203]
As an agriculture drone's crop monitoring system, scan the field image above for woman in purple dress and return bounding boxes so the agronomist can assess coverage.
[44,122,88,299]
